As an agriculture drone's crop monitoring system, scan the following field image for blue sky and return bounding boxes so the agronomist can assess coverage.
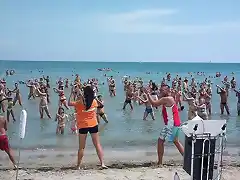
[0,0,240,62]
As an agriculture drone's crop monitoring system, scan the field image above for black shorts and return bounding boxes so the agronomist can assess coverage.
[78,125,98,134]
[125,99,131,104]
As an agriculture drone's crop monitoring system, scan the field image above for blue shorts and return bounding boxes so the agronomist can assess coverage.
[159,125,180,142]
[145,107,153,114]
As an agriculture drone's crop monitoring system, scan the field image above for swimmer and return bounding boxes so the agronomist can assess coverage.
[222,80,230,94]
[205,84,212,115]
[39,77,44,86]
[96,95,109,123]
[56,78,64,89]
[6,91,16,122]
[5,70,9,76]
[161,78,166,86]
[72,84,81,101]
[9,70,14,76]
[33,79,40,97]
[123,80,129,92]
[182,92,197,120]
[0,84,6,113]
[108,78,116,97]
[167,73,171,81]
[123,84,134,110]
[8,83,22,106]
[0,115,17,168]
[172,89,184,111]
[74,74,81,84]
[44,86,50,103]
[216,85,230,115]
[231,77,236,89]
[36,88,51,119]
[53,87,69,109]
[183,78,189,92]
[65,78,69,88]
[1,78,6,88]
[197,98,208,120]
[137,88,155,120]
[190,78,197,88]
[91,83,98,98]
[43,75,50,88]
[55,107,68,134]
[233,89,240,116]
[26,81,35,100]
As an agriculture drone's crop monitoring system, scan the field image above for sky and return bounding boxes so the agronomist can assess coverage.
[0,0,240,62]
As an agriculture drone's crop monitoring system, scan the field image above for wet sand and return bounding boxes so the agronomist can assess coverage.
[1,164,240,180]
[1,147,240,180]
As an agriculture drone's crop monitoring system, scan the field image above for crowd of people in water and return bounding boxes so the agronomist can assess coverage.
[0,69,239,169]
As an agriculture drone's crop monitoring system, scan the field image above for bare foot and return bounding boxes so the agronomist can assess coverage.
[100,164,108,170]
[76,165,87,170]
[75,166,81,170]
[13,165,21,170]
[156,162,163,168]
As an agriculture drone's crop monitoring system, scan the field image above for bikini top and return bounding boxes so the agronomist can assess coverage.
[59,92,65,96]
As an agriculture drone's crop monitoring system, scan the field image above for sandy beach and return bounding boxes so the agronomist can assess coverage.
[1,146,240,180]
[1,163,240,180]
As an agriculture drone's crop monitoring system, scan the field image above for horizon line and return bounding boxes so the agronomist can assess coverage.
[0,59,238,63]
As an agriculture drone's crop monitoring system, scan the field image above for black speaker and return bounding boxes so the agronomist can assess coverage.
[183,136,216,180]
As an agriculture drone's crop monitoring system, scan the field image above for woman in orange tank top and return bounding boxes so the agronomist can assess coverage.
[68,85,107,169]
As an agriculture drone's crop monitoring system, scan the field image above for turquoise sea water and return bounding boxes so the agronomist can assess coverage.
[1,60,240,151]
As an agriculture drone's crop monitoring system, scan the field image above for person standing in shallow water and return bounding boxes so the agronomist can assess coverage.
[122,84,134,110]
[68,85,107,169]
[96,95,109,123]
[137,87,155,120]
[0,115,17,168]
[216,85,230,115]
[234,88,240,116]
[143,85,184,165]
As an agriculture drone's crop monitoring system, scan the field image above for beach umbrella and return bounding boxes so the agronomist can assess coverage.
[16,109,27,180]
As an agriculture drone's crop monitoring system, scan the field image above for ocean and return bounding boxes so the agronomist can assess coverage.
[1,60,240,152]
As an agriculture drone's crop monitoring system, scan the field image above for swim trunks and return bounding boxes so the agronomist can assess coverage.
[0,135,10,151]
[159,121,180,142]
[160,104,181,142]
[145,107,153,114]
[125,99,131,104]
